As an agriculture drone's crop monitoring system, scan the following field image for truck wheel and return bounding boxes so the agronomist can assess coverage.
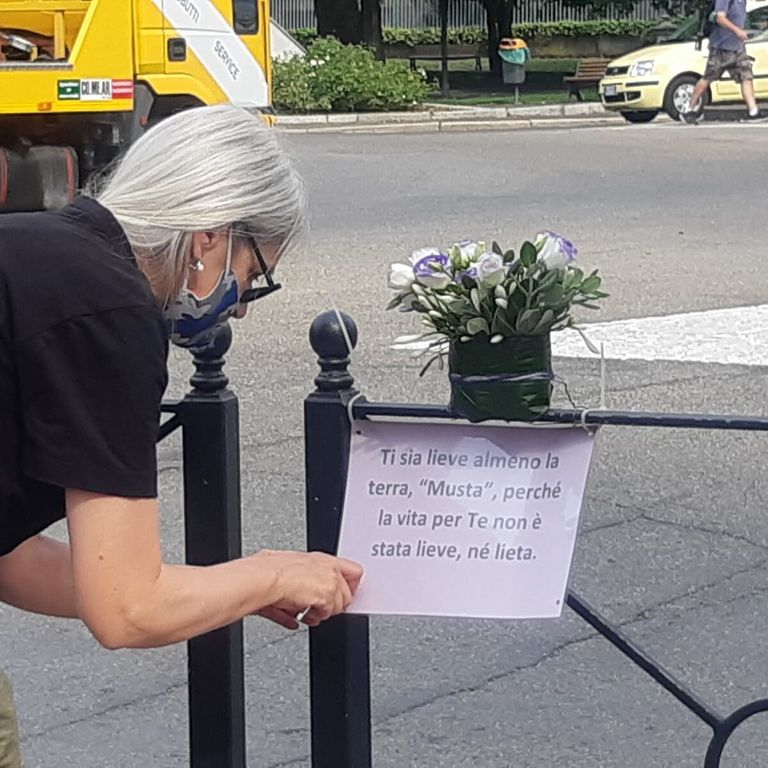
[0,149,42,213]
[664,75,708,121]
[621,110,659,124]
[0,146,77,213]
[29,146,78,211]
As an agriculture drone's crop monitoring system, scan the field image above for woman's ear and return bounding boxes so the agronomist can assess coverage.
[200,231,226,253]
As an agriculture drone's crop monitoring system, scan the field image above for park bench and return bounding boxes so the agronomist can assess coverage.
[563,57,610,101]
[406,43,488,72]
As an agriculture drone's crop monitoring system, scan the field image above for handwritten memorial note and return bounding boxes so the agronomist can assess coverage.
[337,421,595,619]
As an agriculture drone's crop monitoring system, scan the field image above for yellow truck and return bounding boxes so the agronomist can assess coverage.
[0,0,274,211]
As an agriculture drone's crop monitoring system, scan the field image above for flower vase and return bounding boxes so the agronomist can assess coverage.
[448,334,552,423]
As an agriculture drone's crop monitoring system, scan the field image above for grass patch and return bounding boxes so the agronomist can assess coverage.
[430,89,598,106]
[396,56,592,106]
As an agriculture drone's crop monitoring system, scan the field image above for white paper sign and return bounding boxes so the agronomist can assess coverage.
[337,421,595,619]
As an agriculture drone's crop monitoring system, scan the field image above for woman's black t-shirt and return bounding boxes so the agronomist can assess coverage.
[0,197,169,556]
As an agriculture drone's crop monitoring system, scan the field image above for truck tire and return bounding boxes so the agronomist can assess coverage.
[30,146,78,211]
[0,146,77,213]
[0,149,42,213]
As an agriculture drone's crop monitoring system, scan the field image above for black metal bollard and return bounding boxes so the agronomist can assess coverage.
[305,311,373,768]
[179,323,246,768]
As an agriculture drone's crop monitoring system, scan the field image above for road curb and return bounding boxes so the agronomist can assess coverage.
[276,102,618,133]
[280,114,623,134]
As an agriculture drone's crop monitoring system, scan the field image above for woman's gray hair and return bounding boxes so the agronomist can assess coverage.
[92,105,307,303]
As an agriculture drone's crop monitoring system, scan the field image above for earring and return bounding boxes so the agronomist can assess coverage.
[190,260,205,272]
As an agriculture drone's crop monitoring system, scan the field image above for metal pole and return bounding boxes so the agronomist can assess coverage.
[440,0,449,97]
[305,310,372,768]
[181,324,246,768]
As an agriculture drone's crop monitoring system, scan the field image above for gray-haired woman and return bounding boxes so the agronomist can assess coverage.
[0,105,362,765]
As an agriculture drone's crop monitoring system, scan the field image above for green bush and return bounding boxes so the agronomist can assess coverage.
[383,27,487,45]
[290,28,317,47]
[273,38,430,113]
[511,19,661,38]
[288,20,663,48]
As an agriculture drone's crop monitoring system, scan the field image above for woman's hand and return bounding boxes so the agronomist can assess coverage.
[252,550,363,628]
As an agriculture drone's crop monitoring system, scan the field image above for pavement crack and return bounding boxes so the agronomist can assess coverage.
[580,513,645,534]
[25,680,187,739]
[638,512,768,553]
[266,756,307,768]
[605,368,755,394]
[373,556,768,726]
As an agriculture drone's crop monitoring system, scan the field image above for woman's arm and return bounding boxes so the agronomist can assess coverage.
[65,489,361,650]
[0,535,78,618]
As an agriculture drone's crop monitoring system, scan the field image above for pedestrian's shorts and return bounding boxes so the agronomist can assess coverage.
[0,671,22,768]
[704,47,754,83]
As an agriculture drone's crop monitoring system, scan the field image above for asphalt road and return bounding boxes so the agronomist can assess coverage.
[4,121,768,768]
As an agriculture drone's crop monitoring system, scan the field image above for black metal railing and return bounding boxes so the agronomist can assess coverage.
[304,309,768,768]
[158,323,245,768]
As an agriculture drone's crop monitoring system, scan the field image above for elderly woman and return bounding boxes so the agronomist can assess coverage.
[0,105,362,766]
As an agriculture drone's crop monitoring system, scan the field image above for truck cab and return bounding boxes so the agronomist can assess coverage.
[0,0,273,211]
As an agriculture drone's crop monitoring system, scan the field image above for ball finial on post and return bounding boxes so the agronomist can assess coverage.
[309,310,358,392]
[189,323,233,394]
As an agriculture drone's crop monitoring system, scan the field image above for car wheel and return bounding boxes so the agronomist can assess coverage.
[663,75,708,121]
[621,110,659,124]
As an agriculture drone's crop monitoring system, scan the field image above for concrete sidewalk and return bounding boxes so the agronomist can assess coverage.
[276,100,762,133]
[276,101,622,133]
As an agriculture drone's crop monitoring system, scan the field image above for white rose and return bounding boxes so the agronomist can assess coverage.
[416,271,451,290]
[388,263,415,291]
[475,252,505,287]
[535,231,578,270]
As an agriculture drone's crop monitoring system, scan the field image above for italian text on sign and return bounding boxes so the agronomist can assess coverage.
[337,421,595,619]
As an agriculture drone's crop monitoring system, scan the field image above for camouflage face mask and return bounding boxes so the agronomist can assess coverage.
[165,232,240,349]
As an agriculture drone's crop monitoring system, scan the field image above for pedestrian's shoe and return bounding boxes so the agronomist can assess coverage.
[679,110,700,125]
[740,109,768,122]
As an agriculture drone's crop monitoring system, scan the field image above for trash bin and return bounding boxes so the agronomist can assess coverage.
[498,37,529,86]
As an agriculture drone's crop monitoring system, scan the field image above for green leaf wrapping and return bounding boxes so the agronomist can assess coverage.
[520,242,538,268]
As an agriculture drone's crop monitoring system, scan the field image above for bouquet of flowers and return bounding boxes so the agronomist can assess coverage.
[388,232,605,348]
[386,232,607,421]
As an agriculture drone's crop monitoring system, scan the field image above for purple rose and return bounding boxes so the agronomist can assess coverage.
[535,231,578,270]
[456,266,478,282]
[410,248,451,289]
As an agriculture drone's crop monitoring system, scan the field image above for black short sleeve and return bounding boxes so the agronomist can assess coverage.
[16,305,168,498]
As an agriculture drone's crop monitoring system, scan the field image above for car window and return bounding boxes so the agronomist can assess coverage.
[747,6,768,39]
[233,0,258,35]
[660,15,699,43]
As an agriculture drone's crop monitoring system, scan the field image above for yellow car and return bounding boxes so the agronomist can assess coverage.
[599,0,768,123]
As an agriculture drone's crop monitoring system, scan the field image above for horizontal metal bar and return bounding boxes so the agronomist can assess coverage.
[0,62,74,71]
[158,414,181,443]
[566,591,724,730]
[352,402,768,431]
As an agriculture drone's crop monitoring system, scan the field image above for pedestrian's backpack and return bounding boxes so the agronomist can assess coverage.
[696,0,719,50]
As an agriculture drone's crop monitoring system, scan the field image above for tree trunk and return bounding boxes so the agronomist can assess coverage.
[483,0,516,78]
[315,0,362,44]
[361,0,384,57]
[485,5,497,73]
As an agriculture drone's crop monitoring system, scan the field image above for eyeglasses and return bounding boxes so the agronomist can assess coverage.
[236,225,282,304]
